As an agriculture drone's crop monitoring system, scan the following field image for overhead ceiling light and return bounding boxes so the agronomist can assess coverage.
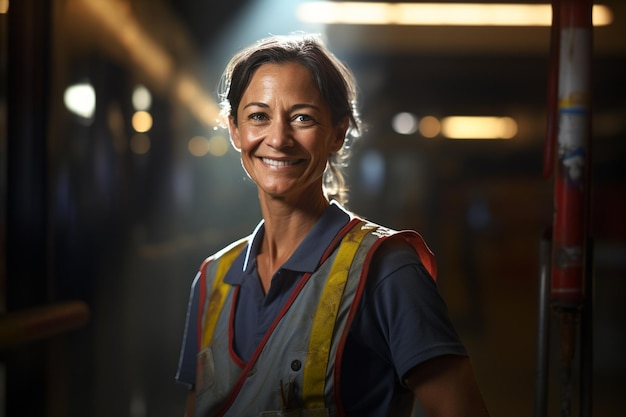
[441,116,518,139]
[69,0,220,127]
[296,2,613,27]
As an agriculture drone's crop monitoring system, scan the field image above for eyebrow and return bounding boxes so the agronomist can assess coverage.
[241,102,321,112]
[242,102,269,110]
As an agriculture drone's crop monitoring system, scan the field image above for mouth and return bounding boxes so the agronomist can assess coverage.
[261,157,303,167]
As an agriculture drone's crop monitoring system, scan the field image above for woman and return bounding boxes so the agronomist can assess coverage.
[176,33,489,417]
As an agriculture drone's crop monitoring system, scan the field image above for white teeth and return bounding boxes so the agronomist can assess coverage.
[262,158,298,167]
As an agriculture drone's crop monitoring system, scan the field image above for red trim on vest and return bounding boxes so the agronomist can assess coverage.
[228,286,247,369]
[332,233,384,417]
[213,218,362,417]
[404,231,437,280]
[197,257,212,352]
[333,231,437,417]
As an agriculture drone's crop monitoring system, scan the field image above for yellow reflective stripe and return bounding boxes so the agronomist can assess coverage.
[201,241,247,350]
[302,221,372,409]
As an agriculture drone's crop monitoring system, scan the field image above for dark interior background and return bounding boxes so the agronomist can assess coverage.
[1,1,625,416]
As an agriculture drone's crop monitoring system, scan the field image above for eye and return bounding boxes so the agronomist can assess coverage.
[248,112,269,122]
[292,114,315,124]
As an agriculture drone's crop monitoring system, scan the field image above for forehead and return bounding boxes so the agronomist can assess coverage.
[243,62,320,98]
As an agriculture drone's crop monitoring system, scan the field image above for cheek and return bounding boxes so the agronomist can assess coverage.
[236,128,262,152]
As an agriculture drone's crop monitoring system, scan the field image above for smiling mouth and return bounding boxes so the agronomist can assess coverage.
[261,157,303,167]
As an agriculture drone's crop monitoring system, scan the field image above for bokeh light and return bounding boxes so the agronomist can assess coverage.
[132,111,153,133]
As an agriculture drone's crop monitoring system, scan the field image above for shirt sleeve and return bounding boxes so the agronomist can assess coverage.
[359,236,468,382]
[175,271,200,389]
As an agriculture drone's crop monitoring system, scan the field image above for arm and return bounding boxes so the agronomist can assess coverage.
[405,355,489,417]
[178,276,200,417]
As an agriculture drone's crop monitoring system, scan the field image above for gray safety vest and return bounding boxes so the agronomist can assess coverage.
[194,218,436,417]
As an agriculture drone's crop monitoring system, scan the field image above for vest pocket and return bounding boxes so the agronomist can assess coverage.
[196,346,215,393]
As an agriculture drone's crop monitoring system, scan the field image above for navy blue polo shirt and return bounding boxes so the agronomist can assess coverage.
[226,202,351,361]
[176,202,467,416]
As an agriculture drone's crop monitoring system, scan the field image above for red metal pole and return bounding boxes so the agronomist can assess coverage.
[550,0,592,307]
[549,1,593,416]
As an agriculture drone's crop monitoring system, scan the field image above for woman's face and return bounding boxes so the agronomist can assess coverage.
[229,62,347,203]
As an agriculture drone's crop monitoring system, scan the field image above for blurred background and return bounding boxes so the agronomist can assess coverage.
[1,0,625,416]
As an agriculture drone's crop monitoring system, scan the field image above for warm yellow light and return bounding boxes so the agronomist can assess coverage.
[419,116,441,138]
[132,111,153,133]
[208,136,230,157]
[0,0,9,14]
[187,135,230,157]
[441,116,518,139]
[188,136,210,157]
[175,74,221,128]
[296,2,613,27]
[69,0,220,128]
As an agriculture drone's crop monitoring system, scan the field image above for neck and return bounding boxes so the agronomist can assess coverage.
[255,193,329,291]
[260,195,328,255]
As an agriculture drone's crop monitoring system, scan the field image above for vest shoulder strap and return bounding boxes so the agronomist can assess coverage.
[302,220,373,409]
[198,237,248,351]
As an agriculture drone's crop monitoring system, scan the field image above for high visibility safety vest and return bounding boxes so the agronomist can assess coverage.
[194,218,436,417]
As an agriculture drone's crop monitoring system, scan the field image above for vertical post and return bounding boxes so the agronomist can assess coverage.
[535,2,560,411]
[5,0,52,416]
[580,238,593,417]
[550,1,593,416]
[550,0,592,308]
[534,229,552,417]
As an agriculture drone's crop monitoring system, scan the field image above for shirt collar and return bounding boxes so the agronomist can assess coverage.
[224,201,352,285]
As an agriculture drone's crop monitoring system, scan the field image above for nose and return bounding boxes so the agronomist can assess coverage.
[266,117,293,149]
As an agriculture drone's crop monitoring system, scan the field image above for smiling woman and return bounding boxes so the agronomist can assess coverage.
[219,34,361,205]
[174,33,489,417]
[228,62,347,208]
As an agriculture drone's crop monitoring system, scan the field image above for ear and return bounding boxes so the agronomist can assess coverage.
[330,117,349,153]
[228,115,242,151]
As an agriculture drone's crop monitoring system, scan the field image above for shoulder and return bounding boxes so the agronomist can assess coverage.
[357,232,438,317]
[351,217,436,280]
[367,231,435,285]
[371,234,423,266]
[197,235,250,279]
